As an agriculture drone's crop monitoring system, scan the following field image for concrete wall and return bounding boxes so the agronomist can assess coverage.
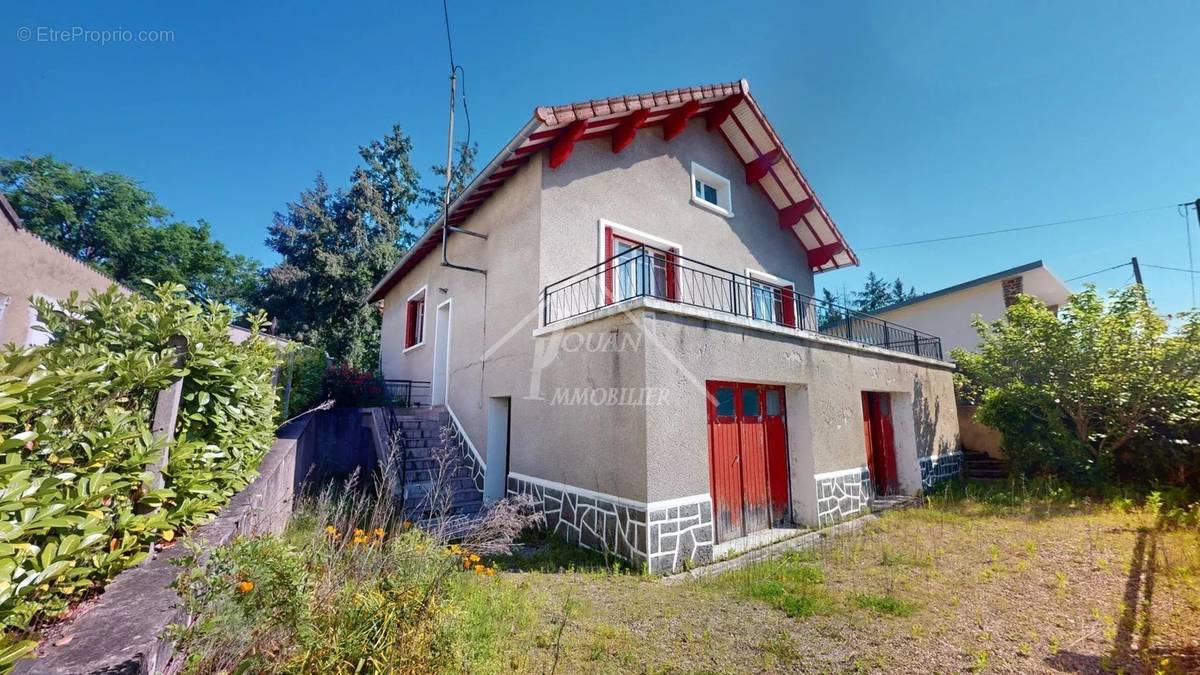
[875,266,1071,355]
[379,157,543,469]
[875,281,1005,354]
[639,309,959,514]
[17,414,318,675]
[540,117,816,297]
[0,221,122,347]
[959,404,1004,458]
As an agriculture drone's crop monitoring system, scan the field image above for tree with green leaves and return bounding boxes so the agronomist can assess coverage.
[890,277,918,304]
[853,272,893,312]
[0,155,262,311]
[955,286,1200,488]
[258,126,477,369]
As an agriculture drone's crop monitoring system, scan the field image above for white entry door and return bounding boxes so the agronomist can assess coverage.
[484,397,511,505]
[431,300,451,406]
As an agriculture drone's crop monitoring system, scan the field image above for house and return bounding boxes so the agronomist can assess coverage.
[0,194,124,347]
[367,80,961,573]
[872,260,1070,354]
[873,261,1069,461]
[0,192,288,350]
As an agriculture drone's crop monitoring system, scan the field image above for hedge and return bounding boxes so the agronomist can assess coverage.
[0,284,280,635]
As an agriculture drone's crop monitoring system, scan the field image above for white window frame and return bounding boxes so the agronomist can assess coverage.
[745,268,795,324]
[403,285,427,353]
[690,162,734,217]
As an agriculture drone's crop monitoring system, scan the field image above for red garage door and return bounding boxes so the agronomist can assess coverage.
[707,382,790,543]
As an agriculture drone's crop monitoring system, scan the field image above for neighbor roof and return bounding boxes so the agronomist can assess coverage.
[873,260,1048,314]
[368,79,858,303]
[0,194,24,230]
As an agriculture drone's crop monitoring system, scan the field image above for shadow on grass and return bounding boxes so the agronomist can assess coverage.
[1043,524,1181,674]
[489,529,633,574]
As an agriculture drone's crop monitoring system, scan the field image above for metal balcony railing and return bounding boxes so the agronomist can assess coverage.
[542,243,943,361]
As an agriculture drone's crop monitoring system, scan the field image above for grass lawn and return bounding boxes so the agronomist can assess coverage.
[459,484,1200,674]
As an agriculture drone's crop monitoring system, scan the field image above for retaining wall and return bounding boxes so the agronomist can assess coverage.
[16,413,318,675]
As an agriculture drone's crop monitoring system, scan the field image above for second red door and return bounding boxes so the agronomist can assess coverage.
[707,382,790,543]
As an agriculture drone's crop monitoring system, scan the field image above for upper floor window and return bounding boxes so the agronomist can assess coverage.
[746,270,797,328]
[690,162,733,217]
[602,222,680,305]
[404,287,426,350]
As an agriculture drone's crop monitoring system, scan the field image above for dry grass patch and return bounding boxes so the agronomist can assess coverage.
[483,485,1200,673]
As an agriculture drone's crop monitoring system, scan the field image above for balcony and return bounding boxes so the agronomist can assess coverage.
[542,243,944,361]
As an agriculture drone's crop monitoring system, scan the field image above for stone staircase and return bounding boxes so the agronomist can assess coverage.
[383,406,484,522]
[962,448,1007,481]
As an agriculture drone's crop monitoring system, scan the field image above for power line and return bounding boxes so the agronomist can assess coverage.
[860,204,1178,251]
[1143,263,1200,274]
[1064,262,1131,282]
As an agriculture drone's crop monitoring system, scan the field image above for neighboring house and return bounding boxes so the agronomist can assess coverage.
[1,193,289,351]
[368,80,961,573]
[874,261,1069,460]
[873,260,1070,355]
[0,194,125,347]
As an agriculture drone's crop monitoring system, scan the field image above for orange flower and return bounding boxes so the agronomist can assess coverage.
[236,580,254,593]
[353,528,365,537]
[473,564,485,574]
[463,559,472,569]
[485,567,496,577]
[469,554,480,562]
[373,528,386,538]
[325,526,338,537]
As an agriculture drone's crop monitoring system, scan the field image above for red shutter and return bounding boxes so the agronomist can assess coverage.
[603,226,615,305]
[665,250,679,301]
[780,285,796,327]
[404,300,416,347]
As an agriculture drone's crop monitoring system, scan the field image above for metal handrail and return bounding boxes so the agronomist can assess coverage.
[542,243,943,360]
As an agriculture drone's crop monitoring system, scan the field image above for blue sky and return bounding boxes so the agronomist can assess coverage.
[3,1,1199,315]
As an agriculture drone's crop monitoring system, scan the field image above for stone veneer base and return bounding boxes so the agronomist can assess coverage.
[815,453,964,527]
[506,475,715,573]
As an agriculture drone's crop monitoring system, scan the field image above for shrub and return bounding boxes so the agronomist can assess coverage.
[0,284,279,632]
[169,439,541,673]
[955,286,1200,490]
[320,363,405,408]
[280,346,328,420]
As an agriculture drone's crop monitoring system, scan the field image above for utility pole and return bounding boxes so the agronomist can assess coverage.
[1131,256,1143,285]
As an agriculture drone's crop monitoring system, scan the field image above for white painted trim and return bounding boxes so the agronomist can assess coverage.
[647,493,712,511]
[813,465,868,482]
[532,296,955,370]
[745,268,794,289]
[445,403,485,468]
[431,298,453,406]
[598,218,684,256]
[403,285,428,352]
[509,470,709,512]
[922,451,963,461]
[689,161,734,217]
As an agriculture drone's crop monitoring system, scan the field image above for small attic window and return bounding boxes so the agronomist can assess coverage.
[690,162,732,217]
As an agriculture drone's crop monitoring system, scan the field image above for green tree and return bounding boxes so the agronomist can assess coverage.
[853,272,893,312]
[955,286,1200,487]
[890,277,918,304]
[259,128,477,370]
[419,141,478,231]
[0,155,262,311]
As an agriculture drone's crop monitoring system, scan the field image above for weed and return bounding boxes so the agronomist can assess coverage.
[853,593,918,617]
[757,631,799,665]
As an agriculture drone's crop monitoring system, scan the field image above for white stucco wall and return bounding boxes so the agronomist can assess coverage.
[874,265,1070,354]
[376,119,960,518]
